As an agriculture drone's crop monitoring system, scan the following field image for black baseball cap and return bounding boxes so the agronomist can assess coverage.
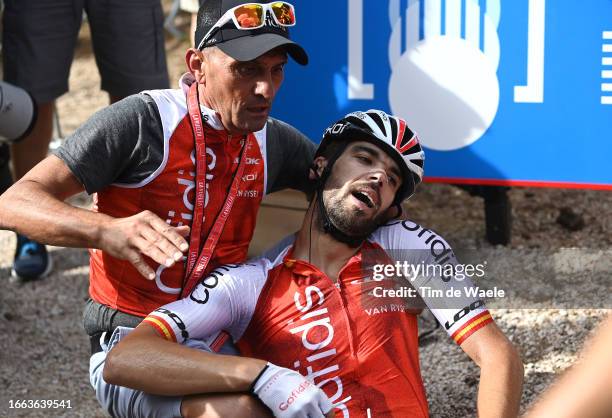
[195,0,308,65]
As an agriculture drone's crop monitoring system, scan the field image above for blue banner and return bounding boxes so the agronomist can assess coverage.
[272,0,612,189]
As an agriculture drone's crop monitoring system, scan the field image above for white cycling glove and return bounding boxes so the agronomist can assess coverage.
[250,362,333,418]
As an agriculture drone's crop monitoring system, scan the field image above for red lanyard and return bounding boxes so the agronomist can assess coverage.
[181,82,251,298]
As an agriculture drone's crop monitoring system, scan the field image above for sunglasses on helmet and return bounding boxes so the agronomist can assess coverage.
[197,2,296,50]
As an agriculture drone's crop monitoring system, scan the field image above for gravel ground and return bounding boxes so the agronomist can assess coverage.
[1,13,610,418]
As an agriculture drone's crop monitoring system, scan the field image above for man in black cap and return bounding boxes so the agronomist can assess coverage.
[0,1,315,414]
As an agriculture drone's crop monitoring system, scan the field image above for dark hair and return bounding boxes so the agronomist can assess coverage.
[305,140,350,202]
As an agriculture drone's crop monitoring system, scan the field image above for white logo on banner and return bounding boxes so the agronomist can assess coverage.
[387,0,501,151]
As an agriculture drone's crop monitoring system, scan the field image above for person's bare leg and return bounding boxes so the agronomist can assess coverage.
[10,101,54,279]
[181,393,272,418]
[10,101,54,180]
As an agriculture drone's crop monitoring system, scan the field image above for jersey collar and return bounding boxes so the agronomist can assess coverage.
[281,242,381,282]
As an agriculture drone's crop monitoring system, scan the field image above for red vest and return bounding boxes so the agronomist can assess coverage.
[89,85,265,317]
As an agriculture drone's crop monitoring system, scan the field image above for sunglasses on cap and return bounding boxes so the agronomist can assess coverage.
[197,2,296,50]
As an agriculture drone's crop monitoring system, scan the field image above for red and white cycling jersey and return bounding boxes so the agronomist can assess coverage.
[144,221,493,417]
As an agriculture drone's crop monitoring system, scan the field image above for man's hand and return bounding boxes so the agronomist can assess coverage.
[98,210,190,279]
[252,363,334,418]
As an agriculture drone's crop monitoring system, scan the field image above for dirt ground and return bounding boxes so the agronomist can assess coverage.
[1,9,610,418]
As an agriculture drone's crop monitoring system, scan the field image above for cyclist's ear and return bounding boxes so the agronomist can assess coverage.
[309,156,327,180]
[382,203,404,222]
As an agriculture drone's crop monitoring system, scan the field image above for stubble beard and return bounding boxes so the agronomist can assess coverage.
[322,190,384,238]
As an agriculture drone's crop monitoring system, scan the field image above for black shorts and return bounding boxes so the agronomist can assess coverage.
[83,298,144,337]
[83,298,144,354]
[2,0,170,103]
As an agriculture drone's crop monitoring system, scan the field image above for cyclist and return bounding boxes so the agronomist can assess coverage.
[103,110,524,418]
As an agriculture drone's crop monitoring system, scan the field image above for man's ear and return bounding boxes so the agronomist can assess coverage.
[186,48,206,83]
[382,203,404,222]
[309,156,328,180]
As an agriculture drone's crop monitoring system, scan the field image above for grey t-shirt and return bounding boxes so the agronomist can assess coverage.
[54,93,316,195]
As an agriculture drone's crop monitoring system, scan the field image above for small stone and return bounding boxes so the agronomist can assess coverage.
[556,207,585,231]
[50,306,64,316]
